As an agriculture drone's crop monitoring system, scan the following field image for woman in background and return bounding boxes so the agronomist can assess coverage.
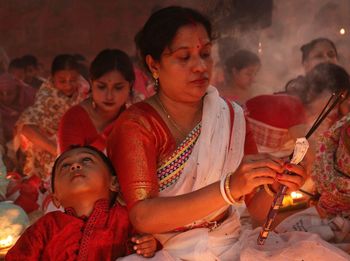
[58,49,134,153]
[285,37,339,101]
[220,49,261,104]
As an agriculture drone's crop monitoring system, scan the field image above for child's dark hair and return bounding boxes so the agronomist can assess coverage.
[51,54,80,76]
[9,58,25,70]
[22,54,39,68]
[51,145,116,192]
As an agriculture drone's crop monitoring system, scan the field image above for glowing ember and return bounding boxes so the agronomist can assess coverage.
[340,28,346,35]
[0,235,14,249]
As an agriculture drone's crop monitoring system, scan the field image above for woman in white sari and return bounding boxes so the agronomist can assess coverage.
[107,6,349,260]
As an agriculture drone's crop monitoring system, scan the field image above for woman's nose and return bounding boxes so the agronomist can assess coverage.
[106,89,114,100]
[70,163,82,171]
[192,57,207,72]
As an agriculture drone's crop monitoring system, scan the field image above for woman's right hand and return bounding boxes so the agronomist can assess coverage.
[229,154,284,200]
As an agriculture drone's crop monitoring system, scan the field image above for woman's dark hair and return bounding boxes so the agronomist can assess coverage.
[284,76,308,103]
[300,38,338,63]
[305,62,350,104]
[51,54,80,76]
[286,63,350,104]
[89,49,135,85]
[51,145,117,192]
[225,49,260,80]
[135,6,212,72]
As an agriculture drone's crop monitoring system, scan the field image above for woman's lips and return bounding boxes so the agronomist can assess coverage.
[190,78,209,85]
[103,102,116,106]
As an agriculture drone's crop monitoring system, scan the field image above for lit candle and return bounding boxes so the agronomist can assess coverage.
[290,191,304,203]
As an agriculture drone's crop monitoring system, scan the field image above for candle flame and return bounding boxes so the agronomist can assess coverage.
[340,28,346,35]
[291,191,303,199]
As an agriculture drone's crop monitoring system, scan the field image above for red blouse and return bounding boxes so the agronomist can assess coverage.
[107,102,257,211]
[6,200,132,261]
[245,94,306,128]
[58,105,114,152]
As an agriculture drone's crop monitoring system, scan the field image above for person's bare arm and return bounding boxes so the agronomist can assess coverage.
[21,125,57,155]
[130,155,284,234]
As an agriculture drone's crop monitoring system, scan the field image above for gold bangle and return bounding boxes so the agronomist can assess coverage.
[264,184,277,197]
[224,173,244,204]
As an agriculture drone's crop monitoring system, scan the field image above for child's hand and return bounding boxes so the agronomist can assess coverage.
[131,234,157,258]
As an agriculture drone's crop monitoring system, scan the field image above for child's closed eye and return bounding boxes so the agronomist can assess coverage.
[82,157,93,163]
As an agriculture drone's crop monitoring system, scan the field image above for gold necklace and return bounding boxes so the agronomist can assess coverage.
[155,95,188,137]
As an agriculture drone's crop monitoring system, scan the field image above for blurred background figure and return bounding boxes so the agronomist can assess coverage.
[301,38,338,73]
[8,58,26,82]
[22,55,45,89]
[220,49,261,104]
[0,73,36,171]
[285,38,339,101]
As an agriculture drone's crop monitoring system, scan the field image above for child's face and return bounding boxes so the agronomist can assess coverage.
[53,147,116,207]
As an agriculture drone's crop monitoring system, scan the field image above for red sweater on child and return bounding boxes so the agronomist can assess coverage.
[6,200,132,261]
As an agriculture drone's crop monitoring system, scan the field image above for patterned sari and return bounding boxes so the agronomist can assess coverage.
[16,80,85,181]
[312,115,350,217]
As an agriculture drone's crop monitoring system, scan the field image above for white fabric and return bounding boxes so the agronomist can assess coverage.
[159,86,245,201]
[276,207,350,247]
[151,86,246,259]
[239,228,350,261]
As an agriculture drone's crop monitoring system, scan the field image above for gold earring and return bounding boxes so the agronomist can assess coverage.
[92,100,96,110]
[152,72,159,91]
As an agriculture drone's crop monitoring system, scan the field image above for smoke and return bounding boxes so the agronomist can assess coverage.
[209,0,350,96]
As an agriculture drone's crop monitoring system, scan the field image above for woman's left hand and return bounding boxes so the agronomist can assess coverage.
[272,163,307,193]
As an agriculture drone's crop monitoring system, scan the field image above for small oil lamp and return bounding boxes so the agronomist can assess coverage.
[0,202,29,257]
[281,191,304,207]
